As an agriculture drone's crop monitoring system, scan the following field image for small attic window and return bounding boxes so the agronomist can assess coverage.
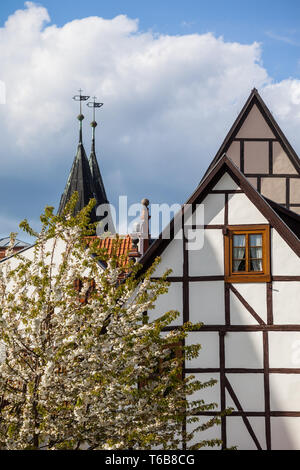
[224,225,271,282]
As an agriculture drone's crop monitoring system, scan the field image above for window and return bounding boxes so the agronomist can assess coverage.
[224,225,270,282]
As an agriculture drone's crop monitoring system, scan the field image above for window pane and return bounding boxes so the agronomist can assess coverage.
[233,235,246,247]
[249,234,262,246]
[233,259,246,272]
[250,259,262,271]
[233,247,245,259]
[250,247,262,258]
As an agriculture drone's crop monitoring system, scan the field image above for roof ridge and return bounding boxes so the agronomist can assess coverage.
[201,88,300,182]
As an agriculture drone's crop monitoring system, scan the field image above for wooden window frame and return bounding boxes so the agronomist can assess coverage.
[224,224,271,283]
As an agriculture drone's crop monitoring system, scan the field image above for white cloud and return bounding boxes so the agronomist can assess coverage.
[0,2,299,212]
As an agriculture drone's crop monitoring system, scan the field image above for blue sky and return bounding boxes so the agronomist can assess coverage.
[0,1,299,241]
[2,0,300,80]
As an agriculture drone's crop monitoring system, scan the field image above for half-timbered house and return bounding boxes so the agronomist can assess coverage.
[1,88,299,450]
[140,89,300,450]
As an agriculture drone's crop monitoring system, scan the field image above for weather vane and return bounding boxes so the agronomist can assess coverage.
[73,89,90,115]
[87,96,104,124]
[87,96,104,152]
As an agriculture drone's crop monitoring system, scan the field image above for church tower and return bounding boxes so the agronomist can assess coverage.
[87,98,109,208]
[58,91,115,232]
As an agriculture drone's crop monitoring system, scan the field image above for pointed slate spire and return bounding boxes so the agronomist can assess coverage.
[86,98,116,234]
[87,97,108,206]
[58,139,97,219]
[89,144,109,205]
[58,90,98,222]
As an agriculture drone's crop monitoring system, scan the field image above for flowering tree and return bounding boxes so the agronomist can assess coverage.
[0,195,221,450]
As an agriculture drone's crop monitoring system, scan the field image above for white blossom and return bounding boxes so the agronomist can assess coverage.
[0,197,221,450]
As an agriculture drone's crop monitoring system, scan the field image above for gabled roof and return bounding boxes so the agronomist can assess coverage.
[0,238,32,260]
[0,238,31,248]
[0,234,139,269]
[201,88,300,181]
[58,142,97,222]
[85,235,140,268]
[140,154,300,272]
[262,197,300,239]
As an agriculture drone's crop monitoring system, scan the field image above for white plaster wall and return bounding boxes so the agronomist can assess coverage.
[225,374,265,411]
[188,229,224,276]
[185,332,219,368]
[225,332,263,368]
[228,193,267,225]
[270,374,300,411]
[271,417,300,450]
[227,417,257,450]
[202,194,225,225]
[3,237,67,269]
[271,229,300,276]
[227,417,267,450]
[1,238,95,278]
[269,332,300,368]
[186,417,221,449]
[186,372,220,411]
[184,203,202,226]
[149,282,183,326]
[202,194,224,225]
[189,281,225,325]
[185,194,224,226]
[272,281,300,324]
[152,238,183,277]
[230,283,267,325]
[212,173,240,191]
[2,238,72,295]
[248,417,267,450]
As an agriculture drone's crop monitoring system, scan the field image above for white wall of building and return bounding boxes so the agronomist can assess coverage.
[185,332,219,369]
[189,281,225,324]
[272,281,300,324]
[228,193,268,225]
[212,173,240,191]
[150,282,183,326]
[225,332,264,368]
[152,238,183,277]
[226,417,267,450]
[271,228,300,275]
[188,229,224,276]
[230,283,267,325]
[225,374,265,411]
